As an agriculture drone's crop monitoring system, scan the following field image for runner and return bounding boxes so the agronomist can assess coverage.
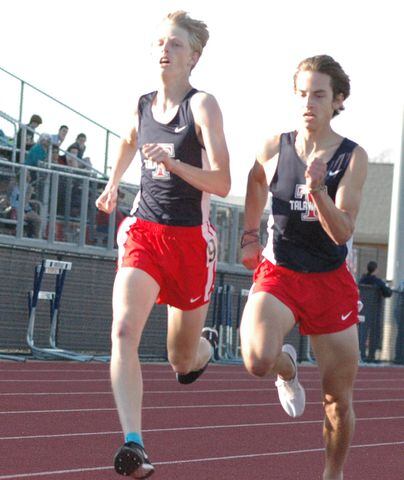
[96,11,230,478]
[240,55,367,480]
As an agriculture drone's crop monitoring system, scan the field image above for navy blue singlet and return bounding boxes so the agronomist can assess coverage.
[263,131,358,273]
[132,88,210,226]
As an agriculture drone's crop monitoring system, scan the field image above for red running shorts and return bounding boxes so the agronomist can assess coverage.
[252,259,359,335]
[117,217,217,311]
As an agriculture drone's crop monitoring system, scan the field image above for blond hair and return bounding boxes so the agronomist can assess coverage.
[165,11,209,55]
[294,55,350,117]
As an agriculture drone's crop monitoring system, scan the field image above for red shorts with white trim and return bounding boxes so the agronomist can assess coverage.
[252,259,359,335]
[117,217,217,311]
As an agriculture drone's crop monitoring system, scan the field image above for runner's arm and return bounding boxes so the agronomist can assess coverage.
[241,136,279,270]
[308,145,368,245]
[95,112,139,213]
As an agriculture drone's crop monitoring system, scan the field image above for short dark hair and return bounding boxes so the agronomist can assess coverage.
[59,125,68,131]
[294,55,350,117]
[76,133,86,140]
[367,261,378,274]
[29,114,42,125]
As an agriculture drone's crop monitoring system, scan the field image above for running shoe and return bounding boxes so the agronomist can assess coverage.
[275,344,306,418]
[201,326,219,355]
[176,327,218,384]
[114,442,155,478]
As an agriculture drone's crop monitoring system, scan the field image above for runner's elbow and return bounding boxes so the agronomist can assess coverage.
[333,227,354,246]
[214,177,231,197]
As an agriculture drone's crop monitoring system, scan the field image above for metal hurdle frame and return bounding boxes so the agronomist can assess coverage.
[211,284,244,364]
[0,353,26,362]
[234,288,250,360]
[26,259,103,362]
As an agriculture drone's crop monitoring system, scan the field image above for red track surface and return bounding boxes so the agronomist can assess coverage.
[0,361,403,479]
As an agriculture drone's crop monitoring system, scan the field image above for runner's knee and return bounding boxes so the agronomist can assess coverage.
[111,317,141,347]
[244,353,277,377]
[168,352,195,375]
[323,393,353,425]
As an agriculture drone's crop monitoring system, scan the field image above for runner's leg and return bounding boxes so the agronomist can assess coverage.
[110,267,159,435]
[167,303,212,375]
[310,325,359,480]
[240,292,296,378]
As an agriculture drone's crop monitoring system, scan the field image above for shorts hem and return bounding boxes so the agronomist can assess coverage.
[301,318,359,336]
[252,286,299,323]
[119,263,163,289]
[159,298,210,311]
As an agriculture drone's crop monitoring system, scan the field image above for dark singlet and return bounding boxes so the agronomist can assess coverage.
[263,131,358,272]
[132,88,210,226]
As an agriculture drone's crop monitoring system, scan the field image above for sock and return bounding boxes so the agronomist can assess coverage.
[125,432,144,447]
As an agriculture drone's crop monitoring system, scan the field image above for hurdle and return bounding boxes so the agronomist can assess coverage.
[26,259,99,362]
[234,288,250,359]
[0,353,26,362]
[211,284,244,364]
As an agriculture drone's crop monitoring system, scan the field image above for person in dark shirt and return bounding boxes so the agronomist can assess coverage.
[16,114,42,161]
[359,261,392,362]
[240,55,368,480]
[95,11,230,479]
[359,261,392,297]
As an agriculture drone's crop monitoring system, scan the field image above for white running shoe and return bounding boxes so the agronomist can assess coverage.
[275,344,306,418]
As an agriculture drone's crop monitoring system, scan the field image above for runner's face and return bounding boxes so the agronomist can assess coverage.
[152,23,198,77]
[295,71,342,130]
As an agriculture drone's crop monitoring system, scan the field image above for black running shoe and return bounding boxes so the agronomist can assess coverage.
[176,327,219,385]
[176,362,209,384]
[114,442,155,478]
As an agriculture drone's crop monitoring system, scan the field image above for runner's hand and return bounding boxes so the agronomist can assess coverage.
[241,242,263,270]
[95,184,118,214]
[305,157,326,191]
[142,144,174,171]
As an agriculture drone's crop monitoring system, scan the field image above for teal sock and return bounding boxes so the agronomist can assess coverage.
[125,432,144,447]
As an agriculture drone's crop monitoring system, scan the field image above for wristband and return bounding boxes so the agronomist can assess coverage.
[308,184,327,194]
[240,229,260,248]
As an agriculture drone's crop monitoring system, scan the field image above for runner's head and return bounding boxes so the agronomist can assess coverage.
[153,11,209,75]
[294,55,350,119]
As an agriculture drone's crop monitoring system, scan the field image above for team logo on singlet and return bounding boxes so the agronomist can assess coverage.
[289,184,323,221]
[144,143,175,181]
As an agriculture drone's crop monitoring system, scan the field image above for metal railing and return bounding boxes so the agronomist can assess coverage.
[0,159,257,266]
[1,66,120,175]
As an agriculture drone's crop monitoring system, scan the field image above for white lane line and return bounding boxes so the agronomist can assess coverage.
[0,377,403,383]
[0,397,403,415]
[1,386,404,396]
[0,440,403,479]
[0,415,403,441]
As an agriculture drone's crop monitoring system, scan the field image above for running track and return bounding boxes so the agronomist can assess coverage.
[0,361,403,479]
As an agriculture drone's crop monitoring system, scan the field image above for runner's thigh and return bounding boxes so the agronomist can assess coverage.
[310,325,359,396]
[240,292,295,364]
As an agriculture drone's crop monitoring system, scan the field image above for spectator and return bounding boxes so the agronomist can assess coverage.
[8,172,41,238]
[51,125,69,147]
[16,114,42,160]
[359,261,393,362]
[25,133,51,168]
[57,145,82,218]
[394,280,404,364]
[51,145,61,164]
[68,133,92,169]
[0,128,9,146]
[68,133,86,158]
[58,145,80,168]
